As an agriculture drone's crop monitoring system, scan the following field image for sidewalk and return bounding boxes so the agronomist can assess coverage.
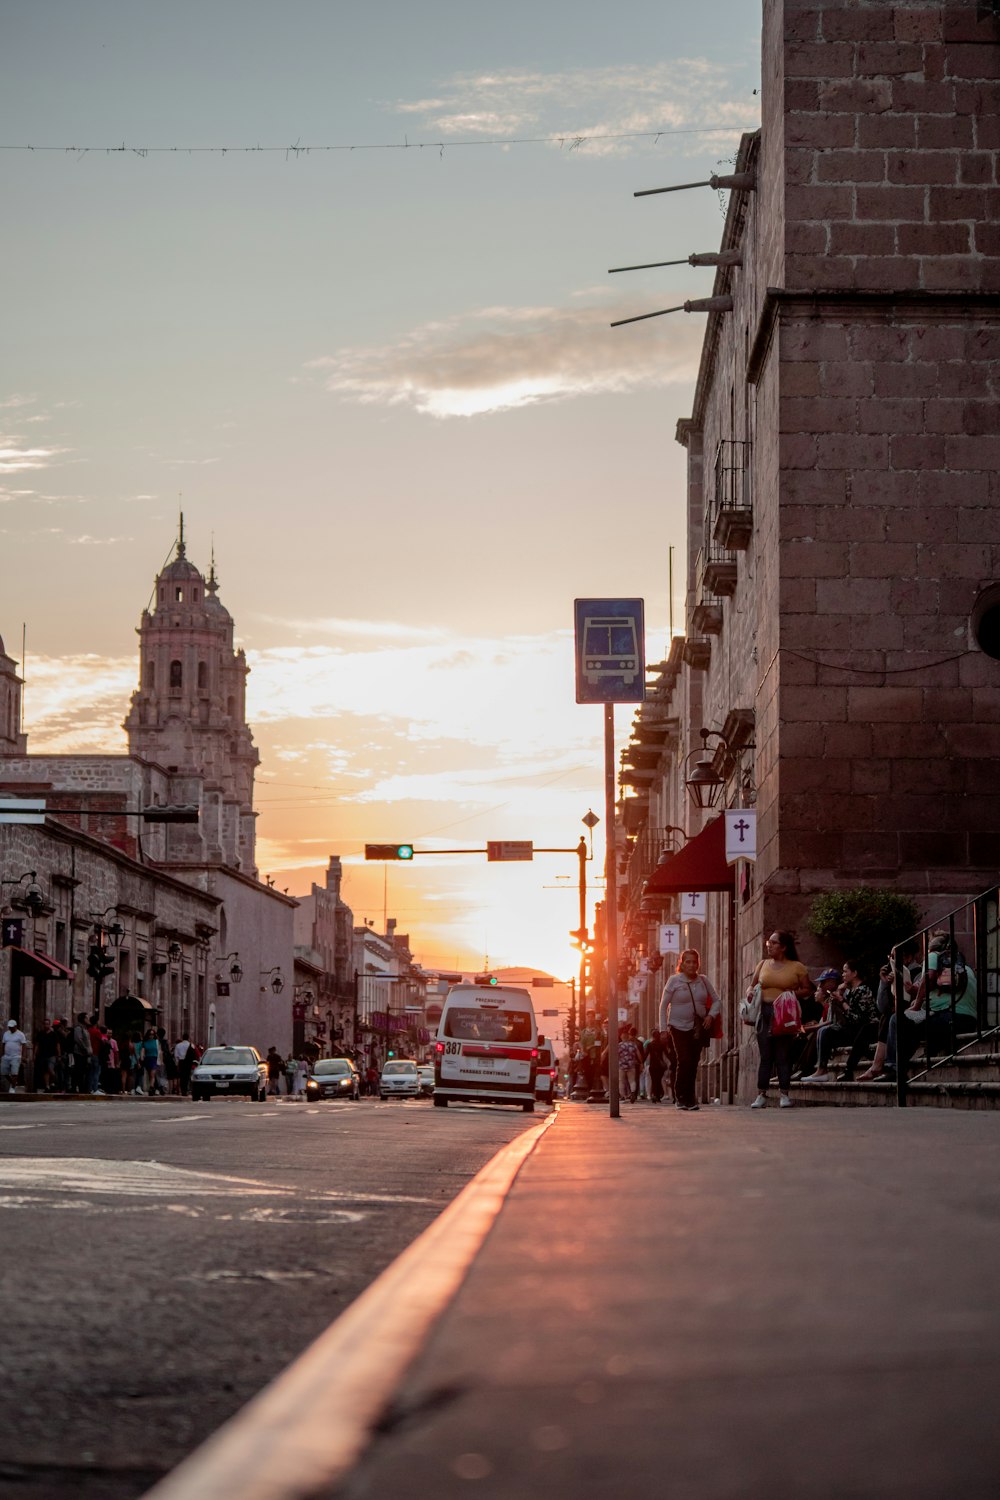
[337,1102,1000,1500]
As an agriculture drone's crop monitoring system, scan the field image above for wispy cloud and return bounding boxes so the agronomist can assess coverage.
[0,439,67,473]
[308,300,704,418]
[253,614,450,644]
[393,60,757,154]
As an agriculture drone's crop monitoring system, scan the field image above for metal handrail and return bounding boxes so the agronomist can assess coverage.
[891,885,999,1106]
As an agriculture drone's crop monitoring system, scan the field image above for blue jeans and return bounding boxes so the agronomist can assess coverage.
[756,1004,794,1093]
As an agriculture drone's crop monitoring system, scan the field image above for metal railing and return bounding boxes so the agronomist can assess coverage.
[713,437,751,515]
[892,886,1000,1106]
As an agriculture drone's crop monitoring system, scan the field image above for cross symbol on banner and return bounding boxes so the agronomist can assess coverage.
[733,818,750,843]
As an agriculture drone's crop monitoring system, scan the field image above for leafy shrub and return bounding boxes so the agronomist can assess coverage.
[806,887,921,985]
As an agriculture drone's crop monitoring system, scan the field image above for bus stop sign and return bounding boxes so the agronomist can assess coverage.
[574,598,645,704]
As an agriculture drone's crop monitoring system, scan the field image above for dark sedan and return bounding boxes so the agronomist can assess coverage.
[305,1057,361,1101]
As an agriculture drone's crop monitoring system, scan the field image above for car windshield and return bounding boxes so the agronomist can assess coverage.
[313,1060,351,1076]
[443,1007,533,1043]
[383,1061,417,1075]
[199,1047,257,1066]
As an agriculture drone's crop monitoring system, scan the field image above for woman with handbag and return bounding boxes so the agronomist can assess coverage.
[748,930,809,1110]
[657,949,721,1112]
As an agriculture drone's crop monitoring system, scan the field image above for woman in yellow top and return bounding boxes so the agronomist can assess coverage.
[749,930,810,1110]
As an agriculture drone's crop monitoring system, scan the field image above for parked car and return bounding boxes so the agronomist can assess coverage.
[191,1046,268,1102]
[416,1064,435,1097]
[379,1059,420,1099]
[305,1057,361,1101]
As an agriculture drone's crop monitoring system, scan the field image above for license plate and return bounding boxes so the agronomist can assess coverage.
[216,1081,229,1089]
[479,1057,495,1067]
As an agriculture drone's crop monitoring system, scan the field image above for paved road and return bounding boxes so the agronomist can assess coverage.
[0,1095,536,1499]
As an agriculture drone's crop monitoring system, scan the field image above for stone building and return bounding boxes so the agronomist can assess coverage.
[621,0,1000,1096]
[0,525,295,1055]
[293,856,358,1055]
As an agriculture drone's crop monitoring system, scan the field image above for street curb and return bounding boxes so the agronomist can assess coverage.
[141,1107,558,1500]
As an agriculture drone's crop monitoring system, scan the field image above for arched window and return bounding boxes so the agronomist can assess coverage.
[197,661,208,690]
[227,696,235,719]
[146,661,155,690]
[169,659,182,691]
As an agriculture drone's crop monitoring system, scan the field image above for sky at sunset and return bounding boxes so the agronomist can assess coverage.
[1,1,760,977]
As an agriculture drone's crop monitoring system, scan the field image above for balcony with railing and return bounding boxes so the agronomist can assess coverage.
[692,550,724,636]
[713,438,752,552]
[700,533,737,600]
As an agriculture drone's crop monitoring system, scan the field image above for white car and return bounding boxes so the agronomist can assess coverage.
[379,1059,420,1099]
[191,1046,268,1102]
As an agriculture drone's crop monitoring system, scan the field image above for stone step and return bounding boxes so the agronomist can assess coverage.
[791,1078,1000,1111]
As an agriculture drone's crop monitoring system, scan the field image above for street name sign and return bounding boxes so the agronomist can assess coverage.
[487,840,533,861]
[574,598,646,704]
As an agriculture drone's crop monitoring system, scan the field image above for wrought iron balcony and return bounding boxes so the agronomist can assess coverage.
[713,437,753,552]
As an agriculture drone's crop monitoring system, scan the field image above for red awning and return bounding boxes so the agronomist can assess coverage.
[5,945,75,981]
[643,816,735,895]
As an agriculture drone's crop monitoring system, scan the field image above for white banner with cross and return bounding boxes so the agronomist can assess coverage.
[725,808,757,864]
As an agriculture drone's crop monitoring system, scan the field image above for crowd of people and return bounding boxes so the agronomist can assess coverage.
[0,1014,201,1096]
[565,924,979,1114]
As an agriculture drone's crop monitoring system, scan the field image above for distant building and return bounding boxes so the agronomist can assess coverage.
[0,522,295,1054]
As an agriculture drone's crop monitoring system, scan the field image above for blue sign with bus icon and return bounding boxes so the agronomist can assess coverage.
[574,598,645,703]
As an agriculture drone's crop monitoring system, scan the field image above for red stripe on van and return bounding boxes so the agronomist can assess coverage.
[462,1045,536,1060]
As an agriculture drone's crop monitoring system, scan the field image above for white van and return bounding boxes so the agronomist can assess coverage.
[433,982,538,1111]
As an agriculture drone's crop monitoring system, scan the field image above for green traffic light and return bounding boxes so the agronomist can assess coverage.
[397,845,414,860]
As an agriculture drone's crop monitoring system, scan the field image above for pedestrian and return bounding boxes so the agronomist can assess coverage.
[292,1055,308,1096]
[174,1032,195,1095]
[158,1028,178,1094]
[658,949,721,1112]
[98,1027,118,1094]
[53,1020,72,1092]
[1,1018,28,1093]
[748,930,810,1110]
[72,1012,94,1094]
[617,1029,642,1103]
[33,1018,59,1093]
[87,1014,103,1095]
[644,1029,668,1104]
[139,1027,161,1095]
[266,1046,284,1095]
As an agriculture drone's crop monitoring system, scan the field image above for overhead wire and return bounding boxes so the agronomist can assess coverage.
[0,123,756,158]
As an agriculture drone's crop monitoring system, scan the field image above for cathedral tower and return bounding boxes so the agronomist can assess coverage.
[0,634,27,755]
[124,520,259,873]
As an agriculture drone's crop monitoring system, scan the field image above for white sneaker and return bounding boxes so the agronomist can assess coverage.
[133,1087,144,1096]
[802,1073,830,1083]
[779,1093,793,1108]
[750,1094,767,1109]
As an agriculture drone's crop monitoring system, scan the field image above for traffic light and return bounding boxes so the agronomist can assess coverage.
[474,974,499,986]
[569,928,591,950]
[87,945,115,983]
[365,844,415,861]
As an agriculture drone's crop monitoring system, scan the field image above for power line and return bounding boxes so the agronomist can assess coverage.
[0,124,755,159]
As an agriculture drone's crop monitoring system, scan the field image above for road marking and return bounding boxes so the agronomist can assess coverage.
[0,1157,438,1207]
[149,1115,208,1125]
[143,1109,557,1500]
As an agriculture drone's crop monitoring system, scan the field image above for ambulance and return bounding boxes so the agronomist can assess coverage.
[433,980,539,1111]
